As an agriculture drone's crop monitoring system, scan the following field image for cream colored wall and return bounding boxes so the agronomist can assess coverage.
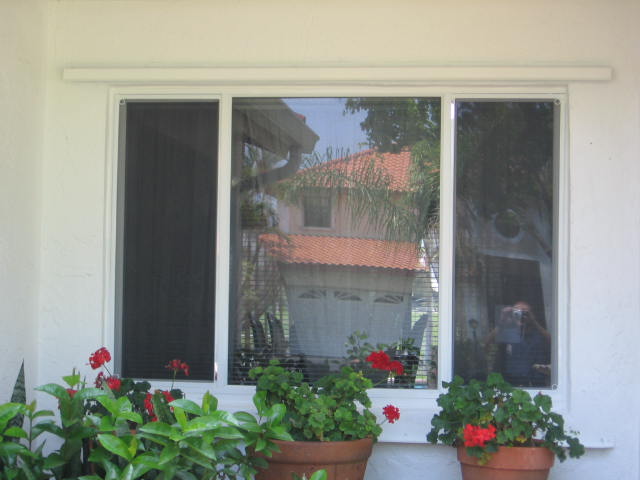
[36,1,640,478]
[0,0,47,401]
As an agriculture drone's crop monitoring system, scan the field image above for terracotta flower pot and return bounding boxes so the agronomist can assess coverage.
[457,445,554,480]
[254,438,373,480]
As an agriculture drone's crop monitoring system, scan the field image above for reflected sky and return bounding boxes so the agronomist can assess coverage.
[283,98,368,158]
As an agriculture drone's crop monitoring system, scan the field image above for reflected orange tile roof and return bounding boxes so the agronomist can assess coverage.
[260,233,425,271]
[301,149,413,192]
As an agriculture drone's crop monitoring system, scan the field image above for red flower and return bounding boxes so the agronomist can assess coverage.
[463,424,497,448]
[94,371,105,388]
[165,359,190,376]
[165,359,181,372]
[66,388,77,398]
[366,351,405,376]
[89,347,111,369]
[382,405,400,423]
[388,360,405,376]
[162,390,175,403]
[144,393,157,422]
[366,351,391,369]
[106,376,121,391]
[144,390,176,422]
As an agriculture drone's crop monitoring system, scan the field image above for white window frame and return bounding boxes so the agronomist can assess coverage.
[100,81,570,444]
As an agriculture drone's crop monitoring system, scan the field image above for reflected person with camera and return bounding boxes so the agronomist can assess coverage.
[486,301,551,387]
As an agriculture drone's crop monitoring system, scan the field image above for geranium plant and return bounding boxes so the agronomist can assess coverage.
[83,347,189,424]
[427,373,585,464]
[248,352,401,442]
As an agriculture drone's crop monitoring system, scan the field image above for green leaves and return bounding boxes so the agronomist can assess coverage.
[427,373,585,463]
[249,361,382,442]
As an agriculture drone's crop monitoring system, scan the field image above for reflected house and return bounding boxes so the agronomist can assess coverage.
[230,99,320,356]
[262,149,433,360]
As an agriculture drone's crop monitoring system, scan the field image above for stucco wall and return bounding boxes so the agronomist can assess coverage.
[35,1,640,478]
[0,0,46,401]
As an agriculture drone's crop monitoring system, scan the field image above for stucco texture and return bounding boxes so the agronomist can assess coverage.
[2,0,638,479]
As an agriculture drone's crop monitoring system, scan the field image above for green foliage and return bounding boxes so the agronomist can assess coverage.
[427,373,585,463]
[344,98,441,153]
[86,377,157,425]
[7,363,26,433]
[36,378,105,479]
[249,360,382,442]
[0,402,61,480]
[84,391,291,480]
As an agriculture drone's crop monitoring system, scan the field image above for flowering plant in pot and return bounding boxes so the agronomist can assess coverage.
[247,352,401,480]
[427,373,584,479]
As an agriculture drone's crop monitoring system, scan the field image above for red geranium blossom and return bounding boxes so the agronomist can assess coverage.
[89,347,111,369]
[463,424,497,448]
[388,360,405,376]
[165,359,190,376]
[106,376,122,391]
[144,390,176,422]
[383,405,400,423]
[366,351,405,376]
[366,351,391,369]
[144,393,156,421]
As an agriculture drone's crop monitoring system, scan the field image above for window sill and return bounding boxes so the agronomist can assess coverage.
[143,380,614,448]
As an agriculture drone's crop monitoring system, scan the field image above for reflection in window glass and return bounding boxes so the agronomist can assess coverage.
[229,98,441,388]
[453,100,557,388]
[303,190,331,228]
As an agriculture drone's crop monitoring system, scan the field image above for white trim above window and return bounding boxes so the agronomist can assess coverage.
[63,65,612,85]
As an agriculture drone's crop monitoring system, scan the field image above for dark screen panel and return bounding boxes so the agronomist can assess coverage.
[121,102,218,380]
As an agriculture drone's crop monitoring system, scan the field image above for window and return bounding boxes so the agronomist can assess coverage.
[303,190,331,228]
[453,100,558,388]
[116,101,218,380]
[228,97,440,387]
[114,93,560,392]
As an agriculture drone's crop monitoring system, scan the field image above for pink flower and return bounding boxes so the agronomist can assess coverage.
[66,388,77,398]
[383,405,400,423]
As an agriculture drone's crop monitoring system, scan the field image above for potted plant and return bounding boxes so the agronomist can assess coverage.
[248,352,402,480]
[427,373,585,480]
[1,351,291,480]
[81,391,290,480]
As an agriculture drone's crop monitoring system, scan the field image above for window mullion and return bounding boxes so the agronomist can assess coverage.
[214,93,234,386]
[437,94,456,386]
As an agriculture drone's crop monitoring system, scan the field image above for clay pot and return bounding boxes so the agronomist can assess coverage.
[254,438,373,480]
[457,446,554,480]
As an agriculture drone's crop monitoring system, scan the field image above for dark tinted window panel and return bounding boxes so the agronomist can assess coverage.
[453,100,556,388]
[120,102,218,380]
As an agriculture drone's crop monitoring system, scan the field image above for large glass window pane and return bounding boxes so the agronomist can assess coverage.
[453,100,557,388]
[229,98,441,388]
[118,101,218,380]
